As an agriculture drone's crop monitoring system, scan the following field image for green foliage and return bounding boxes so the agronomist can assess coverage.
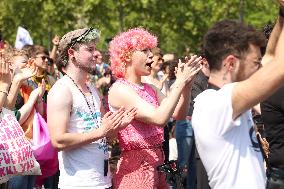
[0,0,279,55]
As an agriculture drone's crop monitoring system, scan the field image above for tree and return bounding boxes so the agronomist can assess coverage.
[0,0,278,55]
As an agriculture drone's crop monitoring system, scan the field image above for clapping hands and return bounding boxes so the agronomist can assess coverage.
[175,55,203,85]
[14,59,38,83]
[101,107,137,137]
[29,79,46,103]
[0,51,13,89]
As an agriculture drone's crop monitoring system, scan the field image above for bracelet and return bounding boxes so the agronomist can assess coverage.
[280,7,284,17]
[0,90,8,96]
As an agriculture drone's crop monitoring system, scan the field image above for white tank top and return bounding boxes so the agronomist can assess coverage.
[55,75,111,189]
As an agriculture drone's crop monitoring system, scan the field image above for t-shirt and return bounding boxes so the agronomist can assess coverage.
[54,76,111,189]
[192,83,266,189]
[260,86,284,169]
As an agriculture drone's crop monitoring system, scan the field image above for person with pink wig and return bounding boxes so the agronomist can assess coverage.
[108,28,203,189]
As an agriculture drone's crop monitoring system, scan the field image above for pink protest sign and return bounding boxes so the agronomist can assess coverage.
[0,108,41,184]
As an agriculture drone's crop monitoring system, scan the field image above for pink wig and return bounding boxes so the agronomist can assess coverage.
[109,28,158,78]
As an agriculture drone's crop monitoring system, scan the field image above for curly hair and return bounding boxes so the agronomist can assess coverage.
[203,20,266,71]
[263,24,274,40]
[109,28,158,78]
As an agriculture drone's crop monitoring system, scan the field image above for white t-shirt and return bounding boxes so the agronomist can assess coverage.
[192,83,266,189]
[54,76,111,189]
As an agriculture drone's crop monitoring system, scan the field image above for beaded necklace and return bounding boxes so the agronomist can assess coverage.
[66,74,97,121]
[66,74,109,176]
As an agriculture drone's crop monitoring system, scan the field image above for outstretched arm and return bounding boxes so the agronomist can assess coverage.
[262,10,284,66]
[0,56,12,109]
[49,35,60,61]
[5,64,37,109]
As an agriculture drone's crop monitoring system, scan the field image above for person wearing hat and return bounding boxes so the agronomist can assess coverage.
[47,28,137,189]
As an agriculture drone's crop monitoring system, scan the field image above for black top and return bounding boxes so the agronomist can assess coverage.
[188,71,209,116]
[260,86,284,168]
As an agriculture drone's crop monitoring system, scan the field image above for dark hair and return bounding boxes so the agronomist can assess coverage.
[263,24,274,40]
[56,42,83,73]
[23,45,49,58]
[167,59,179,80]
[152,47,161,56]
[203,20,266,71]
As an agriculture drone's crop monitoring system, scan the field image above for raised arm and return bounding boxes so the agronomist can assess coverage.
[262,9,284,66]
[232,7,284,119]
[108,56,202,126]
[5,63,37,109]
[0,55,12,109]
[18,79,45,124]
[49,35,60,61]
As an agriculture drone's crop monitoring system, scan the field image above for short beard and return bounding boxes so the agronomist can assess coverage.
[73,61,96,74]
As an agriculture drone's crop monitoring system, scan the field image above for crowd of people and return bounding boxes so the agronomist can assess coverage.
[0,1,284,189]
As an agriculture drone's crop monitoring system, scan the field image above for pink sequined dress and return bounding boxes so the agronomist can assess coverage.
[110,79,169,189]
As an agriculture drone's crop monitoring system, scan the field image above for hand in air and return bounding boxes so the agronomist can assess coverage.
[14,59,38,82]
[175,55,203,84]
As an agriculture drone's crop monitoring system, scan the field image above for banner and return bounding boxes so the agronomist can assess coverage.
[0,108,41,184]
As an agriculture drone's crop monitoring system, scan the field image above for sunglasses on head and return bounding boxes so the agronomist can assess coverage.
[69,27,94,48]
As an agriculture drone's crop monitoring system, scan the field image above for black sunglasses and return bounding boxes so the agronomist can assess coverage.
[37,56,49,61]
[36,55,53,65]
[69,27,94,48]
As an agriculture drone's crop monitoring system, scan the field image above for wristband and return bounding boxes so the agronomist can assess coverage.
[280,7,284,17]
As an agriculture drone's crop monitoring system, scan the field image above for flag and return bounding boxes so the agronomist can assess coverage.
[15,26,33,49]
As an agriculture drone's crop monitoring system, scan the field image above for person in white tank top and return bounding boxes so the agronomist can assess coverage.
[47,28,137,189]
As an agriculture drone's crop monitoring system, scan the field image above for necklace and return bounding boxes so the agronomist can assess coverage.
[65,74,97,121]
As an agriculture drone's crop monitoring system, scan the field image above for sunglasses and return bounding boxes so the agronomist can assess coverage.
[36,55,54,65]
[69,27,94,48]
[37,56,49,61]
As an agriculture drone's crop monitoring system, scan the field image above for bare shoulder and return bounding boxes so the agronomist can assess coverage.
[48,81,72,108]
[109,82,132,95]
[108,82,138,108]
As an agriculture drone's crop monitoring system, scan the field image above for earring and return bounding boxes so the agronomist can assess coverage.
[223,74,227,81]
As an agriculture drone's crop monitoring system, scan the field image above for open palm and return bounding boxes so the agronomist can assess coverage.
[14,64,38,82]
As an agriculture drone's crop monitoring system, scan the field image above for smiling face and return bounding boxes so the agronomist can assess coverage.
[72,40,100,73]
